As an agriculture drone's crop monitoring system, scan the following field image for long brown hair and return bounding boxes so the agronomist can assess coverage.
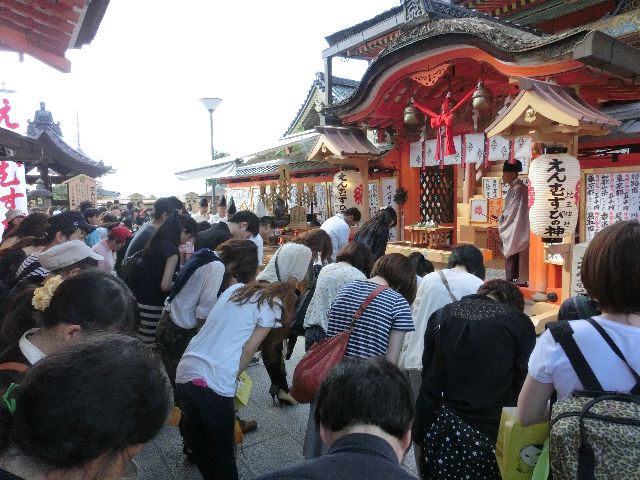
[230,282,297,326]
[293,228,333,263]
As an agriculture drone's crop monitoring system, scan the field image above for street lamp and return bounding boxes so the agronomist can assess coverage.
[200,97,222,160]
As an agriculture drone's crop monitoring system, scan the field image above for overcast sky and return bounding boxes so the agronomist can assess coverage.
[0,0,400,197]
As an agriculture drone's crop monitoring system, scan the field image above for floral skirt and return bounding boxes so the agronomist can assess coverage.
[420,406,500,480]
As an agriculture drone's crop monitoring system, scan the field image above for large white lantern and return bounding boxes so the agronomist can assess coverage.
[528,153,580,240]
[332,170,364,215]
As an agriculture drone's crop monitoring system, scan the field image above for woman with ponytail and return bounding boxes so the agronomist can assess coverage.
[127,212,198,343]
[176,245,297,480]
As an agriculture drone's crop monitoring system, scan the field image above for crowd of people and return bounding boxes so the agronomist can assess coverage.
[0,194,637,480]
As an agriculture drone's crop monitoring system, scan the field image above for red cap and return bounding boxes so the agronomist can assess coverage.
[109,226,133,243]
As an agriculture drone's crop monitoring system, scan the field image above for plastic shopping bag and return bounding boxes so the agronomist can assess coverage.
[496,407,549,480]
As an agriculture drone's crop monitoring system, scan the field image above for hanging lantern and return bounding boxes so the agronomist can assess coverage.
[528,153,580,241]
[404,98,425,127]
[332,170,363,215]
[472,81,493,111]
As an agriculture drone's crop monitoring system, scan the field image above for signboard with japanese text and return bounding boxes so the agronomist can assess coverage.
[581,167,640,242]
[368,181,380,219]
[488,198,504,227]
[470,198,488,223]
[314,183,329,223]
[64,174,97,211]
[570,242,590,296]
[0,161,27,235]
[227,187,251,212]
[380,177,398,241]
[482,177,502,199]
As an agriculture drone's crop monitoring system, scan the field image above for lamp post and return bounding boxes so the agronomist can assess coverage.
[200,98,222,202]
[200,97,222,160]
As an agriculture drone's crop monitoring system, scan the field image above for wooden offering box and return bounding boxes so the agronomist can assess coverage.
[408,226,454,248]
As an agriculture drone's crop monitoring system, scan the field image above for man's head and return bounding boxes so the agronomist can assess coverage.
[83,208,101,226]
[217,195,227,218]
[78,200,93,214]
[136,201,144,209]
[259,216,275,242]
[227,211,259,240]
[343,207,361,227]
[105,226,132,252]
[502,160,523,184]
[44,211,95,247]
[152,196,184,223]
[39,239,103,278]
[109,206,121,217]
[448,244,486,280]
[199,197,209,214]
[315,357,413,462]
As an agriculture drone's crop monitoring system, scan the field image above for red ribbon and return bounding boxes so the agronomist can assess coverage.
[414,87,475,169]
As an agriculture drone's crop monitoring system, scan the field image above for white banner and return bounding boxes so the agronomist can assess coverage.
[380,177,398,241]
[0,161,28,235]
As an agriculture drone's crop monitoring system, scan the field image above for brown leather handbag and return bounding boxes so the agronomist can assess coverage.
[290,285,388,403]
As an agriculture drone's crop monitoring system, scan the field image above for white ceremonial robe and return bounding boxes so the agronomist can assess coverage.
[499,178,530,258]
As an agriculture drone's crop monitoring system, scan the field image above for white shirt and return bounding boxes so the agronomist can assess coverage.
[191,212,210,223]
[303,262,366,331]
[92,240,116,275]
[167,261,225,329]
[19,328,45,365]
[250,234,264,265]
[401,269,484,370]
[176,283,282,397]
[209,214,227,224]
[529,316,640,401]
[321,214,349,261]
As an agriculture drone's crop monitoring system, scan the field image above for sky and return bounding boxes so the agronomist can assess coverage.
[0,0,401,197]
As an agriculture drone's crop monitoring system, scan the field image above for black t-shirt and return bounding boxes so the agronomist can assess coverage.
[0,469,24,480]
[195,222,231,251]
[415,294,536,442]
[124,223,156,259]
[128,239,178,306]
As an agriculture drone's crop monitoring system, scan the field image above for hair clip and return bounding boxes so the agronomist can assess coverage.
[2,383,17,415]
[32,275,64,312]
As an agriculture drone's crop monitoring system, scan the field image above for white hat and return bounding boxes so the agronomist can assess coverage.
[39,240,103,272]
[256,243,312,283]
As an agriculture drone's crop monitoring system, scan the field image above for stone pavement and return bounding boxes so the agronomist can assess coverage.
[135,340,419,479]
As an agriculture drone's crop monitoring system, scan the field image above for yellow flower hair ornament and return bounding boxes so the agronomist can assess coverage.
[32,275,64,312]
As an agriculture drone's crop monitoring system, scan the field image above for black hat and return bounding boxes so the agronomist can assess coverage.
[217,195,227,208]
[227,197,237,215]
[503,160,523,173]
[199,197,209,208]
[48,211,95,235]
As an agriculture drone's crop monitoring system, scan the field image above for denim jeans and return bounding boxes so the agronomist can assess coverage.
[176,382,237,480]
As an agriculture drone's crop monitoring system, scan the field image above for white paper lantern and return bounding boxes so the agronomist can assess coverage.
[332,170,364,215]
[528,153,580,239]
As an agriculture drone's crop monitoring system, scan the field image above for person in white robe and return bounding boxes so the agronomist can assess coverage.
[498,160,529,284]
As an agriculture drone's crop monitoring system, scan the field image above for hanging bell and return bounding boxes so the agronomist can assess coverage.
[472,81,493,111]
[404,98,425,127]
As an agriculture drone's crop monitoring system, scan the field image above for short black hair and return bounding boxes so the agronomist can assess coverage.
[41,269,138,334]
[153,196,183,220]
[478,279,525,312]
[228,210,260,236]
[83,208,99,222]
[78,200,93,213]
[0,335,172,469]
[315,357,413,440]
[199,197,208,208]
[344,207,361,222]
[407,252,434,277]
[260,216,276,229]
[448,244,486,280]
[197,221,211,232]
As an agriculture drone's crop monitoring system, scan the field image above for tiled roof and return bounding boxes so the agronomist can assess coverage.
[229,159,335,179]
[324,5,404,46]
[283,72,359,137]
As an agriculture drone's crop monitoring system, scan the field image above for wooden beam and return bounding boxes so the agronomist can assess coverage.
[0,24,71,71]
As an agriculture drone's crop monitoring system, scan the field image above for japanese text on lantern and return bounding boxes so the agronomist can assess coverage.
[335,172,348,213]
[544,158,569,237]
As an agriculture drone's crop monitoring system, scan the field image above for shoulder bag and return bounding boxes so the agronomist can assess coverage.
[290,285,388,403]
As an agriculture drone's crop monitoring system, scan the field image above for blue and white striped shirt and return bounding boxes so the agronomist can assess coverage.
[326,280,414,358]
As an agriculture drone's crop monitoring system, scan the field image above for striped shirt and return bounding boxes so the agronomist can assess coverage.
[15,253,49,282]
[326,280,414,358]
